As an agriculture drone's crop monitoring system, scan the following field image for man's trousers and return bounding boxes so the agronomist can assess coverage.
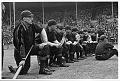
[14,45,49,74]
[95,49,118,60]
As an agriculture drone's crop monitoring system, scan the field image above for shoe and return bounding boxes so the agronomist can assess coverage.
[66,60,74,63]
[39,68,52,75]
[77,57,85,60]
[8,65,16,73]
[80,56,87,59]
[47,66,55,72]
[19,72,27,75]
[59,64,69,67]
[72,59,79,62]
[49,63,59,67]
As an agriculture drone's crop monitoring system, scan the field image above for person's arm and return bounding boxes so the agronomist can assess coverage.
[19,27,26,60]
[60,32,66,45]
[40,28,48,43]
[104,43,114,49]
[54,40,60,44]
[87,35,92,42]
[96,33,99,42]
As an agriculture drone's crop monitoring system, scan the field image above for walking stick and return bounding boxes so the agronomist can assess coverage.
[13,45,34,79]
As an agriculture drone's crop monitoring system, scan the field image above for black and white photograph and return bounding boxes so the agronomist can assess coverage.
[1,1,118,79]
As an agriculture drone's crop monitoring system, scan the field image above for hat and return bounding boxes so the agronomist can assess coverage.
[99,35,107,40]
[48,19,57,26]
[21,10,33,18]
[72,27,79,32]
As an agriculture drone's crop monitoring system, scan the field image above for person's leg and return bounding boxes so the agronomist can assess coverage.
[8,48,31,75]
[95,56,105,60]
[79,46,86,59]
[107,49,118,58]
[49,46,59,67]
[112,49,118,57]
[95,49,117,60]
[82,45,88,57]
[62,44,69,62]
[35,45,52,75]
[69,44,76,62]
[65,44,74,63]
[75,43,80,60]
[56,46,69,67]
[19,56,30,75]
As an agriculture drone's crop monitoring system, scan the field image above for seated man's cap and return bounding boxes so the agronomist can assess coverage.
[48,19,57,26]
[99,35,107,40]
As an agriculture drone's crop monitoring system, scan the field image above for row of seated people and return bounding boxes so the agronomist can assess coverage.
[7,10,118,76]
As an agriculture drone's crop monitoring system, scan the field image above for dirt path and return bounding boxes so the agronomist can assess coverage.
[2,44,118,79]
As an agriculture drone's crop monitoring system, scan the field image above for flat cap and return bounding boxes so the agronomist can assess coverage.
[48,19,57,26]
[21,10,33,18]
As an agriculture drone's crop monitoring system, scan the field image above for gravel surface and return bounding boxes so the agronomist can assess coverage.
[2,44,118,79]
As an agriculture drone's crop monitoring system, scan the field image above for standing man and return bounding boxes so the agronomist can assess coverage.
[8,10,52,75]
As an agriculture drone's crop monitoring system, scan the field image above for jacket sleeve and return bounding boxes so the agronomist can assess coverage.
[34,23,43,33]
[104,43,114,49]
[19,27,26,59]
[34,23,48,43]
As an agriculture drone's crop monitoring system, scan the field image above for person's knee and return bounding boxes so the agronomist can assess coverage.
[38,45,50,57]
[95,56,108,60]
[112,49,118,56]
[57,46,63,54]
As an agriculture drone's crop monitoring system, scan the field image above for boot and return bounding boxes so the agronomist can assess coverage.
[8,65,27,75]
[8,65,17,73]
[57,56,69,67]
[66,58,74,63]
[45,59,55,72]
[71,54,79,62]
[39,60,52,75]
[69,52,74,61]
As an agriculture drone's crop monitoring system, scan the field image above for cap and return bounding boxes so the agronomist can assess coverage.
[99,35,107,40]
[21,10,34,18]
[48,19,57,26]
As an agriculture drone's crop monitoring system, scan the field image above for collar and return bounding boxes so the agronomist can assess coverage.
[21,20,32,31]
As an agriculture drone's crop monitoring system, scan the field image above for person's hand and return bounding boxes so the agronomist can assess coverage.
[80,45,83,49]
[47,42,55,47]
[73,42,77,45]
[38,43,47,49]
[19,60,25,66]
[67,41,72,44]
[56,43,62,48]
[66,41,71,45]
[63,32,66,37]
